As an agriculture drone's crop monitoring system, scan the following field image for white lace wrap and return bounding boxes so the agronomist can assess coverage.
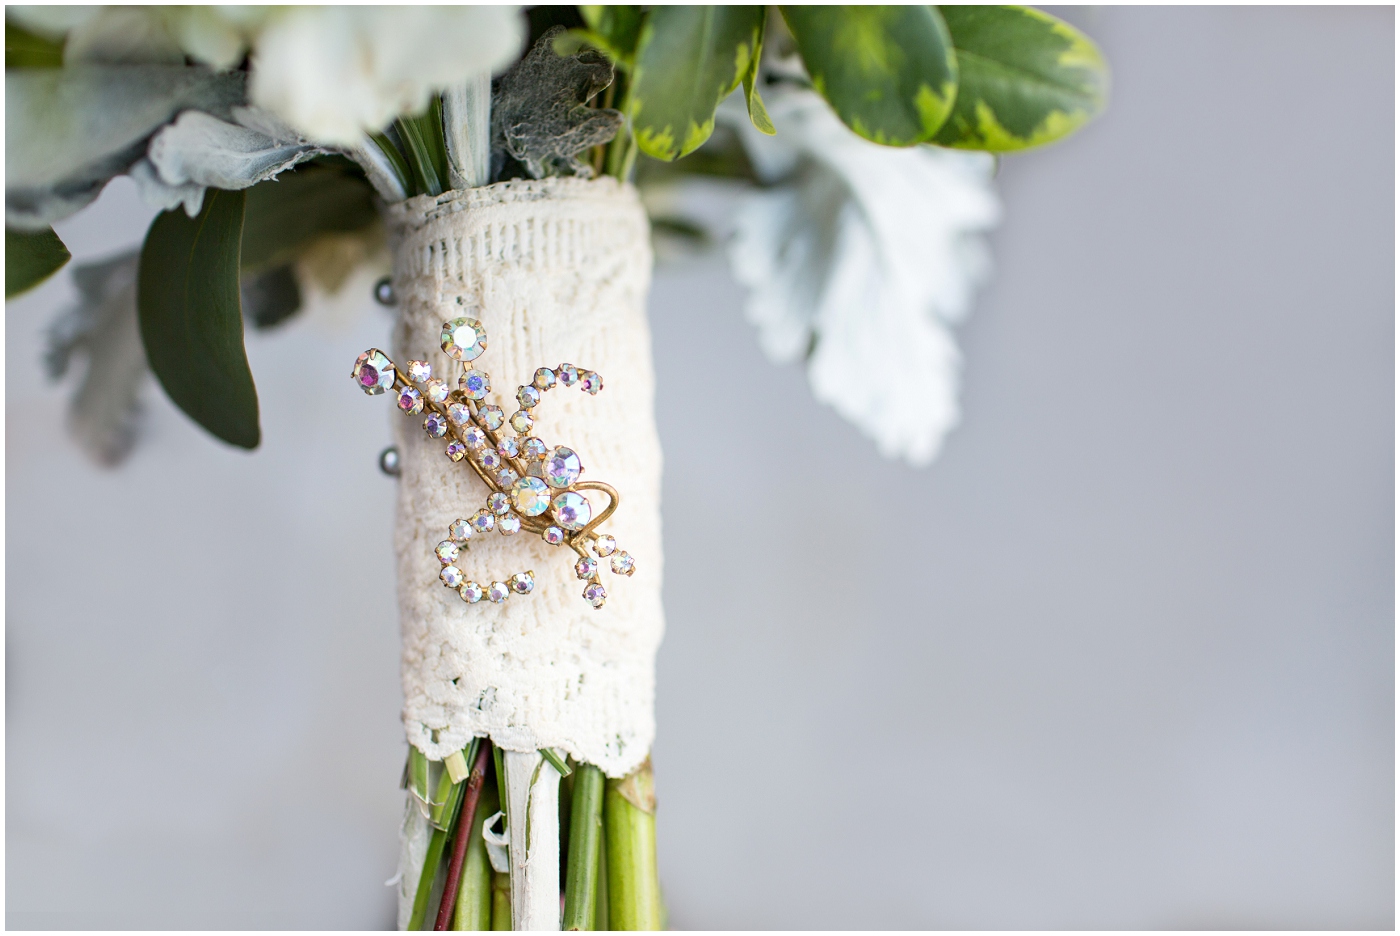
[387,177,662,779]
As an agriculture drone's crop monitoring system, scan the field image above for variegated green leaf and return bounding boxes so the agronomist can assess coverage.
[933,5,1107,152]
[575,5,644,66]
[740,15,775,136]
[781,5,957,146]
[628,6,766,162]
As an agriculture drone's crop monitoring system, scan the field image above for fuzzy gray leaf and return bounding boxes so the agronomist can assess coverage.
[6,65,246,229]
[45,250,150,466]
[491,26,623,179]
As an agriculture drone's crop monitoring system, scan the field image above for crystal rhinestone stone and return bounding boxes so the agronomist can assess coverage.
[406,360,432,383]
[497,468,520,490]
[353,349,395,394]
[459,581,484,603]
[584,582,607,609]
[447,402,472,426]
[488,492,511,516]
[435,541,460,565]
[558,364,579,386]
[592,534,617,557]
[449,519,473,543]
[441,317,487,361]
[423,413,448,438]
[543,525,565,545]
[522,437,547,459]
[498,514,521,535]
[510,571,534,594]
[440,565,465,588]
[610,551,635,576]
[480,449,503,471]
[526,459,546,481]
[580,371,603,394]
[543,446,582,488]
[533,368,556,390]
[477,405,505,431]
[397,387,424,414]
[471,510,495,534]
[510,410,534,434]
[517,386,541,408]
[575,556,598,579]
[497,437,519,458]
[512,477,551,517]
[551,491,592,531]
[425,379,451,404]
[445,441,467,462]
[488,581,510,603]
[463,426,488,450]
[460,369,491,400]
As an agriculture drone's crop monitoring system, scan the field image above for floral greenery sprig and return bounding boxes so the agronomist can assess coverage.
[5,5,1105,455]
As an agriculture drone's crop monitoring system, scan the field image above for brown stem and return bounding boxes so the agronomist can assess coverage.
[434,740,493,930]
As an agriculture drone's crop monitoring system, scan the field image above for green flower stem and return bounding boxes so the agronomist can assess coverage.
[541,747,573,777]
[595,821,609,929]
[371,132,414,196]
[409,826,450,931]
[605,73,637,183]
[453,778,499,930]
[409,748,470,930]
[435,741,494,930]
[490,872,512,930]
[562,764,605,930]
[605,758,662,930]
[395,116,445,196]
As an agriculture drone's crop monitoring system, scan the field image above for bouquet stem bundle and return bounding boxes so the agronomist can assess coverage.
[405,741,660,931]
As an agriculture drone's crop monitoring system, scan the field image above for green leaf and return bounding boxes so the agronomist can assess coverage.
[137,189,260,449]
[740,12,776,135]
[241,163,378,272]
[781,5,958,146]
[5,20,63,68]
[628,5,766,162]
[6,226,70,297]
[576,5,645,65]
[933,5,1108,152]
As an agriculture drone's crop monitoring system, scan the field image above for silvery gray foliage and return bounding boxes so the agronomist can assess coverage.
[717,86,1002,466]
[45,251,149,466]
[45,252,301,466]
[5,65,246,230]
[491,26,622,180]
[134,106,327,217]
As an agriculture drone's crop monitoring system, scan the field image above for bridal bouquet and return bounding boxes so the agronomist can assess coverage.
[6,6,1105,930]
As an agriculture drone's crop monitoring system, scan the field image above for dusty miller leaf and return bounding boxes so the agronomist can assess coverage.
[491,25,622,179]
[45,250,150,466]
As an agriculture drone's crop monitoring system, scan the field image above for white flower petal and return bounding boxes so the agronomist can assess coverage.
[165,7,268,70]
[248,6,526,146]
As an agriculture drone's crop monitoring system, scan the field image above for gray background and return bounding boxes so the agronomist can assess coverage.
[6,6,1392,929]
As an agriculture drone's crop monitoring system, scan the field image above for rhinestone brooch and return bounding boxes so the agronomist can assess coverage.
[352,319,632,609]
